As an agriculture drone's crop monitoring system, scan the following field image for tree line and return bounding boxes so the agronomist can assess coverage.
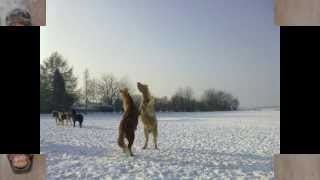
[40,52,239,113]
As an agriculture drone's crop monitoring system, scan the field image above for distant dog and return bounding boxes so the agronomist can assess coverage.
[56,111,66,126]
[137,82,158,149]
[53,111,73,126]
[59,112,65,126]
[71,110,83,128]
[52,111,59,125]
[65,112,73,126]
[117,88,139,156]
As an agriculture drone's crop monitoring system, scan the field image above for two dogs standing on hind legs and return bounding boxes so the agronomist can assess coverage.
[117,82,159,156]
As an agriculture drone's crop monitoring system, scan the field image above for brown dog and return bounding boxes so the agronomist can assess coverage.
[137,82,158,149]
[117,88,139,156]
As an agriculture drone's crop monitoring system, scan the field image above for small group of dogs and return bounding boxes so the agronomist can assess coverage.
[118,82,158,156]
[52,110,83,128]
[51,82,157,157]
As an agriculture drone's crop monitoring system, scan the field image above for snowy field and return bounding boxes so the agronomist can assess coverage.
[40,110,280,180]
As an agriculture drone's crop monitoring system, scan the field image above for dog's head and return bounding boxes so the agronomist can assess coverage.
[137,82,149,95]
[119,88,129,98]
[120,88,129,94]
[120,88,131,110]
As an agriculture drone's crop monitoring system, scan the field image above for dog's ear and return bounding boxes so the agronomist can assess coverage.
[120,88,128,93]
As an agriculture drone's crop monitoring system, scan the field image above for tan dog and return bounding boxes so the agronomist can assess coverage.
[137,82,158,149]
[56,112,72,126]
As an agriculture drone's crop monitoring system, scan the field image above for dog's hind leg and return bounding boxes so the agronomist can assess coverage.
[127,131,135,156]
[118,129,128,154]
[142,128,149,149]
[152,127,158,149]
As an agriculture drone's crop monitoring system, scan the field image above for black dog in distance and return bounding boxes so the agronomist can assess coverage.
[71,110,83,128]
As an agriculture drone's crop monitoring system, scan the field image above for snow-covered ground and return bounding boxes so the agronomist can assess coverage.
[40,110,280,180]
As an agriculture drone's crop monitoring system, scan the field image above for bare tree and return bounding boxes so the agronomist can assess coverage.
[98,74,120,106]
[118,76,134,93]
[83,68,89,114]
[87,78,100,104]
[184,86,194,101]
[201,89,239,111]
[171,87,195,112]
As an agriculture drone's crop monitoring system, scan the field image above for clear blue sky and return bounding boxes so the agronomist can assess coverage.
[40,0,279,108]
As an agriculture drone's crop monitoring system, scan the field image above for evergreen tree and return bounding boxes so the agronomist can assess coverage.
[41,52,78,98]
[52,69,67,111]
[40,68,51,112]
[40,52,79,112]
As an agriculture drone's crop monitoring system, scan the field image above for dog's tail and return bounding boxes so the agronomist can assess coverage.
[117,129,126,149]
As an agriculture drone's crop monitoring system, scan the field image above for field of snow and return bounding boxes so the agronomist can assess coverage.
[40,110,280,180]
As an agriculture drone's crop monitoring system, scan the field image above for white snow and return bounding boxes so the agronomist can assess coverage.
[40,110,280,180]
